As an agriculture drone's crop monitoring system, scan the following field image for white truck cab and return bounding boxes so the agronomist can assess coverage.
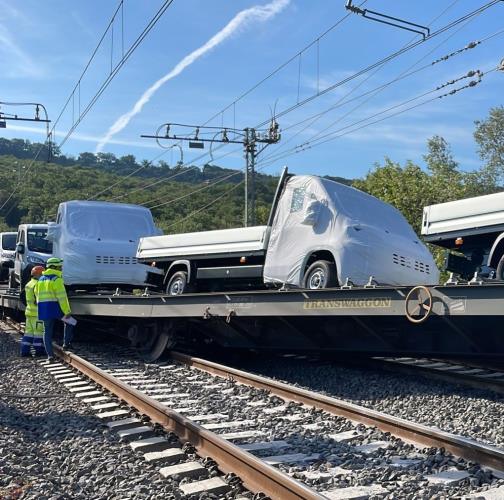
[46,200,163,288]
[0,231,17,281]
[11,224,52,288]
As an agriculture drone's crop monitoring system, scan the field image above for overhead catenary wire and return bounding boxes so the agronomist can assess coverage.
[87,1,366,202]
[0,0,175,214]
[58,0,175,148]
[104,9,494,209]
[128,63,497,230]
[260,23,504,166]
[256,65,497,168]
[260,0,466,162]
[97,0,499,207]
[116,3,503,227]
[252,0,502,129]
[145,170,242,210]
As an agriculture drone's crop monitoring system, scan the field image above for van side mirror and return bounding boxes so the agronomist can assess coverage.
[16,243,25,254]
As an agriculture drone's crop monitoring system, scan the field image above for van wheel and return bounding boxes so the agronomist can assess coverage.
[166,271,188,295]
[303,260,338,289]
[496,255,504,280]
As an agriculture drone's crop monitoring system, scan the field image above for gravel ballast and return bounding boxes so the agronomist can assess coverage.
[0,331,184,500]
[80,344,504,499]
[234,355,504,447]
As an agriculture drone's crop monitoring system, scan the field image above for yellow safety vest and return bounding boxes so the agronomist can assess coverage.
[35,268,71,320]
[24,278,39,318]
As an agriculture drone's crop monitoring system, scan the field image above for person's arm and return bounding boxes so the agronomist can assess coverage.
[54,278,71,316]
[25,285,36,308]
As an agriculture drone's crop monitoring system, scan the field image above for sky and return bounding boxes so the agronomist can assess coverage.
[0,0,503,180]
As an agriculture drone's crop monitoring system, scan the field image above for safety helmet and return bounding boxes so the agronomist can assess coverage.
[31,266,45,277]
[46,257,63,267]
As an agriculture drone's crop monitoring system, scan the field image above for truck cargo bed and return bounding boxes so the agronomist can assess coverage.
[422,191,504,239]
[138,226,270,261]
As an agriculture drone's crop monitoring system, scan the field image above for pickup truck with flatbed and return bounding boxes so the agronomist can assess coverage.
[138,168,438,294]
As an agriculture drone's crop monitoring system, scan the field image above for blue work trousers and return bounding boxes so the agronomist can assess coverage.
[43,319,74,358]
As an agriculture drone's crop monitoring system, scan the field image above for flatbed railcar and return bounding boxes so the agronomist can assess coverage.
[2,281,503,360]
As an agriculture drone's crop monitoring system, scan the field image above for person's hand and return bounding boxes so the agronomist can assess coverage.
[63,314,71,320]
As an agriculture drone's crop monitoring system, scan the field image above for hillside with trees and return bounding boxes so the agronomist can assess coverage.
[0,107,502,248]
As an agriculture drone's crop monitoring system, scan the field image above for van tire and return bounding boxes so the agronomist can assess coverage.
[496,255,504,280]
[303,260,338,289]
[166,271,189,295]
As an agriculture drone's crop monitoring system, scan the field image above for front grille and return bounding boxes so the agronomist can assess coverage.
[393,253,430,274]
[392,253,411,268]
[95,256,138,265]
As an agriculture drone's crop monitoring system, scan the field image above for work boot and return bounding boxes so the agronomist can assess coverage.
[46,356,55,363]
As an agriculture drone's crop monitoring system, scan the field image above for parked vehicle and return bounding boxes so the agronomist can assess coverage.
[45,200,163,288]
[138,168,439,294]
[10,224,52,288]
[0,231,17,281]
[422,190,504,279]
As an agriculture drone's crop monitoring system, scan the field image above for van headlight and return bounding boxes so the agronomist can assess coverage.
[27,256,45,264]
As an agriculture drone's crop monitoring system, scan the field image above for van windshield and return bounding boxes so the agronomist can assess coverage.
[2,234,16,251]
[68,209,153,241]
[27,229,53,254]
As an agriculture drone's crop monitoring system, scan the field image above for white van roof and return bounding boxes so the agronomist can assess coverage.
[18,223,48,229]
[59,200,153,213]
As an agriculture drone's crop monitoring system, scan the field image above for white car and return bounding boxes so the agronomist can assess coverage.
[11,224,52,288]
[0,231,16,281]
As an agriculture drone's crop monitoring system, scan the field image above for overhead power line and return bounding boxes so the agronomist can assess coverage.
[257,64,499,168]
[253,0,502,129]
[88,1,366,202]
[260,24,504,166]
[142,120,280,226]
[93,0,501,224]
[58,0,176,148]
[0,0,175,214]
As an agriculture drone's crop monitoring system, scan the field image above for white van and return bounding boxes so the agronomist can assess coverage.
[47,200,163,288]
[11,224,52,288]
[0,231,17,281]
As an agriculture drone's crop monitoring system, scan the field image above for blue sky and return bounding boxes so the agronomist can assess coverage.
[0,0,503,180]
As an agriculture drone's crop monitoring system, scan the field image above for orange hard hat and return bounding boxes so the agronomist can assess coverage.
[31,266,45,277]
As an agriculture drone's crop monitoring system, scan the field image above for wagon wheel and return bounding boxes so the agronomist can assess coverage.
[405,285,433,324]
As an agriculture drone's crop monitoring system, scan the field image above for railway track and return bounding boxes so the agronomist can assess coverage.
[371,357,504,395]
[3,319,504,498]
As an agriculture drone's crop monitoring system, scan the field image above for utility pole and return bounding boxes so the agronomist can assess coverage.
[142,120,280,227]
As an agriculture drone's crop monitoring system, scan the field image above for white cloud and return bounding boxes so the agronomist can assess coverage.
[95,0,290,152]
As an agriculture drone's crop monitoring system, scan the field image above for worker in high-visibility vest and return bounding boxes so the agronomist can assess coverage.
[20,266,46,357]
[35,257,74,361]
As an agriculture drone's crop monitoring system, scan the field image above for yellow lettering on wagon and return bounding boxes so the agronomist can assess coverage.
[303,297,392,309]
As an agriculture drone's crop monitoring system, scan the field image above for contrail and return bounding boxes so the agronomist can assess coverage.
[96,0,290,152]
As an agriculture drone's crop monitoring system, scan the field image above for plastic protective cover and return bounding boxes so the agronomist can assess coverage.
[47,201,162,286]
[263,176,439,287]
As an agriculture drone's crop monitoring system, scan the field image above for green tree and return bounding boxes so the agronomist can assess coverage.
[474,106,504,184]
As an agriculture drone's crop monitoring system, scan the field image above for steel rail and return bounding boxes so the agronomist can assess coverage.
[370,357,504,395]
[53,346,324,500]
[171,352,504,472]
